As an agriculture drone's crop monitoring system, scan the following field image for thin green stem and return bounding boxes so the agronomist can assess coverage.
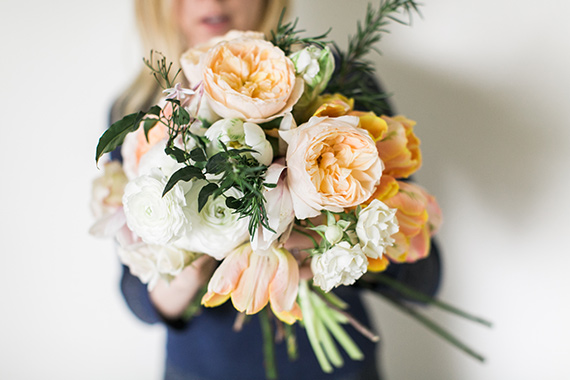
[259,308,278,380]
[291,227,319,249]
[311,292,364,361]
[299,280,333,373]
[370,274,493,328]
[382,295,487,362]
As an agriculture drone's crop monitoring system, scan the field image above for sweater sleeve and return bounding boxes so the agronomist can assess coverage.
[120,265,191,329]
[120,265,162,324]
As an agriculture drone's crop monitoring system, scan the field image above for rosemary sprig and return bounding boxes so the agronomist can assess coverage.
[327,0,421,114]
[270,10,331,55]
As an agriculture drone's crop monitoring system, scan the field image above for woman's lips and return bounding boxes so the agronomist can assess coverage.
[201,14,230,32]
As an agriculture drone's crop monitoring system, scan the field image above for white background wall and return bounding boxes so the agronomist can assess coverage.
[1,1,569,379]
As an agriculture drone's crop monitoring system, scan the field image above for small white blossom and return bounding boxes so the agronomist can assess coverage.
[311,242,368,292]
[356,199,399,259]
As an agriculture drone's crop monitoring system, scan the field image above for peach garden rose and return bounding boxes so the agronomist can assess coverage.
[180,30,265,87]
[281,115,384,219]
[199,37,304,123]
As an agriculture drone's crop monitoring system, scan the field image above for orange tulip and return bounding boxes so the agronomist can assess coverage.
[376,115,422,179]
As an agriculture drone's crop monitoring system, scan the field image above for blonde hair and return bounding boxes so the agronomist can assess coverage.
[113,0,290,119]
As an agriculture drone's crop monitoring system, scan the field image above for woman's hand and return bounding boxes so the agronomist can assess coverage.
[149,254,217,320]
[284,229,317,281]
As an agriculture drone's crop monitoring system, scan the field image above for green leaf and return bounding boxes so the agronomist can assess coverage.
[199,118,212,130]
[205,152,228,175]
[162,166,205,196]
[143,105,162,142]
[258,117,282,130]
[175,106,191,126]
[95,111,145,164]
[198,183,218,212]
[146,104,162,116]
[225,196,242,209]
[165,146,189,163]
[189,147,207,163]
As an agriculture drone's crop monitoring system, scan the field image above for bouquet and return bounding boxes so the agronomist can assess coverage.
[91,1,490,377]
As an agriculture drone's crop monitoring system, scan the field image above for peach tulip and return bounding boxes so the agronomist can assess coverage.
[202,243,302,324]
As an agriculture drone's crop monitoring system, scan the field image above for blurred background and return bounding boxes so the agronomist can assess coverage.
[1,0,569,379]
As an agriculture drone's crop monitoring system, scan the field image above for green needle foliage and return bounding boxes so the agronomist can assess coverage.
[327,0,421,115]
[270,10,331,55]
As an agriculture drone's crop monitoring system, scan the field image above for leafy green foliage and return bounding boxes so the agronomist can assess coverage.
[327,0,421,115]
[96,111,146,164]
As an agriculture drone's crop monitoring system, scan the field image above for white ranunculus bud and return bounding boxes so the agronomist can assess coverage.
[356,199,399,259]
[290,46,334,88]
[289,46,335,109]
[324,224,344,245]
[311,242,368,292]
[205,118,273,165]
[123,168,191,246]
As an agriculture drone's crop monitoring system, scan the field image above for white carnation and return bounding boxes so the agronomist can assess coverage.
[174,181,249,260]
[356,199,399,259]
[311,242,368,292]
[123,168,191,246]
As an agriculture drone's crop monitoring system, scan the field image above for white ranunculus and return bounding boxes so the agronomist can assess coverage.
[123,168,191,246]
[356,199,399,259]
[175,181,249,260]
[205,118,273,165]
[311,242,368,292]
